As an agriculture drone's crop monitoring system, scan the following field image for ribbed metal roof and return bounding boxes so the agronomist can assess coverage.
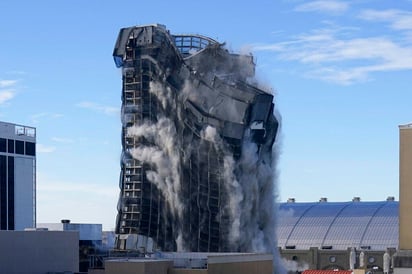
[302,271,352,274]
[277,201,398,250]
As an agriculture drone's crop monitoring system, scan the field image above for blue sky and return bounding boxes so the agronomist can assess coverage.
[1,0,411,230]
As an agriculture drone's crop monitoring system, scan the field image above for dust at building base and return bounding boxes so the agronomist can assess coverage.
[113,24,279,253]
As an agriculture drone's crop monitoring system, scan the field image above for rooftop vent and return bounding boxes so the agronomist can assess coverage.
[61,219,71,224]
[287,198,295,203]
[387,196,395,201]
[319,197,328,202]
[352,197,361,202]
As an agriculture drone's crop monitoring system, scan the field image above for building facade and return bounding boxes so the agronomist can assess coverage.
[0,230,79,274]
[392,123,412,274]
[398,123,412,250]
[113,24,279,252]
[99,253,273,274]
[0,121,36,230]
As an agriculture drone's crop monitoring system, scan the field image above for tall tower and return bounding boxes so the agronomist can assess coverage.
[393,123,412,273]
[399,123,412,249]
[112,24,279,252]
[0,121,36,230]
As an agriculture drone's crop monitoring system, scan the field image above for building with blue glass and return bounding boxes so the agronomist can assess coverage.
[0,121,36,230]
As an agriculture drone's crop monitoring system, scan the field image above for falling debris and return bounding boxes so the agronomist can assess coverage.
[113,24,279,254]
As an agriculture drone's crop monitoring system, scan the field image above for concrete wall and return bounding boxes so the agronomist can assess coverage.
[394,269,412,274]
[280,247,396,273]
[101,253,272,274]
[89,269,105,274]
[399,124,412,250]
[105,259,172,274]
[208,261,272,274]
[207,254,273,274]
[170,269,208,274]
[0,230,79,274]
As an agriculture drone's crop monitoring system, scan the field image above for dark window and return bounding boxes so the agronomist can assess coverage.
[7,139,14,154]
[25,142,35,156]
[15,140,24,155]
[0,138,6,152]
[0,155,7,230]
[7,156,14,230]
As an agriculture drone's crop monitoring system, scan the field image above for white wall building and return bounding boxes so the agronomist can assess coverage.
[0,121,36,230]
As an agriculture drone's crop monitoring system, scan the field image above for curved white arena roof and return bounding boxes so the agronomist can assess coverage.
[277,200,398,250]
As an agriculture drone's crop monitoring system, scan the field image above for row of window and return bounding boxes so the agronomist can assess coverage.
[0,138,35,156]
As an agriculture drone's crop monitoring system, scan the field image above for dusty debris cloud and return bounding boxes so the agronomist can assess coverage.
[113,24,283,272]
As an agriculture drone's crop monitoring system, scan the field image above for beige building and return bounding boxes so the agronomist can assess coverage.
[394,123,412,273]
[0,230,79,274]
[90,253,273,274]
[399,123,412,250]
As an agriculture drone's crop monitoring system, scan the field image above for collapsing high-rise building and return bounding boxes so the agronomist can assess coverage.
[113,24,279,253]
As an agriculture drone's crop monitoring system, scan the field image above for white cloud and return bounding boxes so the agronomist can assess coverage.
[32,112,63,119]
[253,26,412,84]
[359,9,412,31]
[278,35,409,64]
[30,112,63,124]
[36,144,56,153]
[6,70,26,75]
[0,79,17,88]
[76,101,119,115]
[51,137,74,143]
[0,79,18,105]
[294,0,348,14]
[305,66,370,84]
[0,90,16,104]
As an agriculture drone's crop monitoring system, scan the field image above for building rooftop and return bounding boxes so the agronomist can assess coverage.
[399,123,412,129]
[0,120,36,139]
[277,200,398,250]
